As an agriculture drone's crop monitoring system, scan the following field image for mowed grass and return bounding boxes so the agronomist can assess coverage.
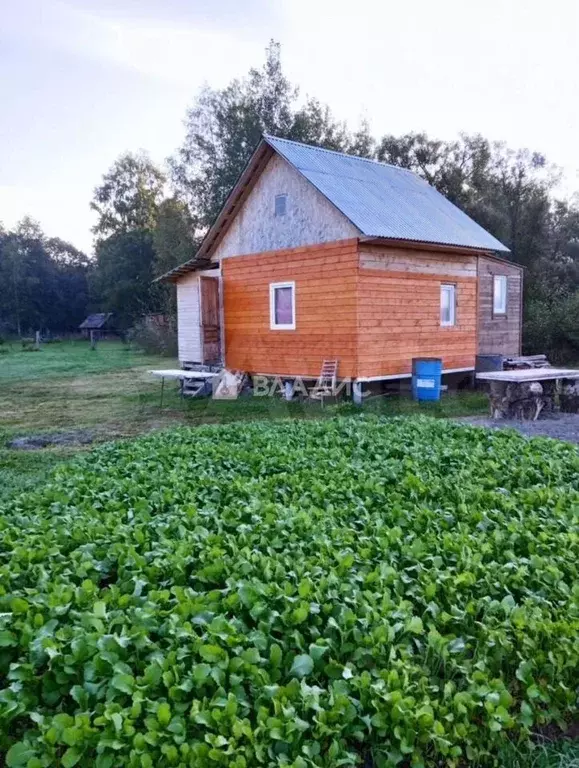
[0,339,166,381]
[0,339,487,500]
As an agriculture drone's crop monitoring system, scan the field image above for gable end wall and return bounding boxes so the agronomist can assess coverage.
[211,153,359,261]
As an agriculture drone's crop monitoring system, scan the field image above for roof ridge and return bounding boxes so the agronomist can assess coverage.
[262,133,414,175]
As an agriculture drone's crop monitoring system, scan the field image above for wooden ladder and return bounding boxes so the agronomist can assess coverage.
[310,360,339,406]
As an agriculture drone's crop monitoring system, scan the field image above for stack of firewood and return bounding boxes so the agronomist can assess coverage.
[488,380,556,420]
[560,380,579,413]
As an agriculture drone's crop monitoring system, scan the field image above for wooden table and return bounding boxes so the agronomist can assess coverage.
[149,369,220,407]
[476,368,579,419]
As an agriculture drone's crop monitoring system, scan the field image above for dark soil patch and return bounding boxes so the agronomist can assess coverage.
[7,430,96,450]
[535,719,579,743]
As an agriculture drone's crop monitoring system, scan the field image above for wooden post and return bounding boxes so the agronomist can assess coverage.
[90,330,96,350]
[35,330,41,350]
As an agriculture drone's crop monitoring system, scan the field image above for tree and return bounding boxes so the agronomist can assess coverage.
[91,152,166,239]
[0,217,91,335]
[44,238,93,331]
[169,40,354,229]
[92,230,161,329]
[153,197,198,277]
[151,197,199,315]
[375,132,556,270]
[90,152,168,327]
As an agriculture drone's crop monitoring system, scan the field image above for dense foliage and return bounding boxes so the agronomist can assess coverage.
[91,230,163,331]
[0,218,91,337]
[1,417,577,767]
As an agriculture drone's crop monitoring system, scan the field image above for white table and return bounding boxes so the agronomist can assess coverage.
[476,368,579,383]
[149,369,220,406]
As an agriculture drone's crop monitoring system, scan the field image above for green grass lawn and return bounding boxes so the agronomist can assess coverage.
[1,339,487,500]
[0,338,167,381]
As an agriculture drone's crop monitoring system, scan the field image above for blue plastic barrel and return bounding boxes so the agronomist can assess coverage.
[412,358,442,401]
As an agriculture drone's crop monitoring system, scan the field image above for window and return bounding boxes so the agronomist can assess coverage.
[440,284,456,326]
[270,281,295,330]
[274,194,287,216]
[493,275,507,315]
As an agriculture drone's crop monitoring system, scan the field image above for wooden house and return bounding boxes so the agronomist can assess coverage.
[159,136,522,392]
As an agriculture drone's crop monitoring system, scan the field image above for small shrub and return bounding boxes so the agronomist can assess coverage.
[524,292,579,364]
[0,418,577,766]
[127,316,177,357]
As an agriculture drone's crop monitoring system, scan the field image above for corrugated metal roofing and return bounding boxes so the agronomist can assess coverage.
[264,135,509,253]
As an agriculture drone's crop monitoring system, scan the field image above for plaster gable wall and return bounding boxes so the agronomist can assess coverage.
[211,153,359,261]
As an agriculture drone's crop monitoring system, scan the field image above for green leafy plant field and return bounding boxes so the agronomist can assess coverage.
[1,417,578,767]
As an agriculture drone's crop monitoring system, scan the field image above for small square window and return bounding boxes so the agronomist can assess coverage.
[274,194,287,217]
[493,275,507,315]
[440,284,456,326]
[270,281,295,330]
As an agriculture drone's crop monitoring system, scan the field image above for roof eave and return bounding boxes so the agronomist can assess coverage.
[154,258,217,283]
[359,235,512,258]
[156,138,275,283]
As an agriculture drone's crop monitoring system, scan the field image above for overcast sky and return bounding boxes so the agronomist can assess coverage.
[2,0,578,253]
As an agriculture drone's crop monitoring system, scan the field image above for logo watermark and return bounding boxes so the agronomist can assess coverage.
[211,373,358,399]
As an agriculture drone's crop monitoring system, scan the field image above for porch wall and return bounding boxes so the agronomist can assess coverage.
[176,273,201,363]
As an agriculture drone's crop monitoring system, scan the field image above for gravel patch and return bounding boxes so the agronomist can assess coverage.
[460,413,579,445]
[7,430,95,450]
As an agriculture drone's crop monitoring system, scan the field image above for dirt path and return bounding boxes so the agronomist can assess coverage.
[461,413,579,445]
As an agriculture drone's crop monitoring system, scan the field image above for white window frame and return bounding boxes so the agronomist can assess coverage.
[440,283,456,327]
[493,274,507,315]
[270,281,296,330]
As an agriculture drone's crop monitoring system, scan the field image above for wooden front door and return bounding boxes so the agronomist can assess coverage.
[200,276,221,364]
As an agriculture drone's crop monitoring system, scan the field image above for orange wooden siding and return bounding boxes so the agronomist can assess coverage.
[358,249,477,378]
[222,239,479,379]
[222,239,359,377]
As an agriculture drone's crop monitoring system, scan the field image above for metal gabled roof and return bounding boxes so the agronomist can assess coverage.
[158,134,510,282]
[263,135,509,253]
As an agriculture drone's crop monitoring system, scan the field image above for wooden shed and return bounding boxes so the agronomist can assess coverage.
[79,313,116,339]
[159,136,522,387]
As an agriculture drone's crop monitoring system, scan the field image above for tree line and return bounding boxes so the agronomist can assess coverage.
[2,41,578,358]
[0,218,91,337]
